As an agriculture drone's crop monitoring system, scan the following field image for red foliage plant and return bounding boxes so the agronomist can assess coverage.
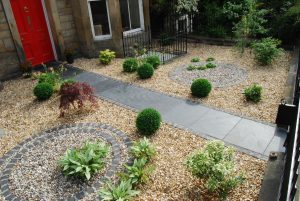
[59,82,98,117]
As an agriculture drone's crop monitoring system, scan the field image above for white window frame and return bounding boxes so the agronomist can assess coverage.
[123,0,145,36]
[87,0,112,41]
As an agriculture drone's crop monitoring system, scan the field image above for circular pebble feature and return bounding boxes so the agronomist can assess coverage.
[0,123,133,201]
[169,61,248,88]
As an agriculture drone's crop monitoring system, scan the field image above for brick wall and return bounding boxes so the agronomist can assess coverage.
[56,0,79,51]
[0,3,19,80]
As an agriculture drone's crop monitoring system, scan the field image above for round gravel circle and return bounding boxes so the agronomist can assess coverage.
[0,123,133,201]
[169,61,248,88]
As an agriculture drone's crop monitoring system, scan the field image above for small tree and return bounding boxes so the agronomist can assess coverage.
[224,0,269,52]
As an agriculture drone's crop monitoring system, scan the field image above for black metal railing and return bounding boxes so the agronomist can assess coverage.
[122,23,188,64]
[278,50,300,201]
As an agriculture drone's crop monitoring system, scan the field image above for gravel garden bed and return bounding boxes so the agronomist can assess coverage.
[73,43,292,123]
[0,78,266,200]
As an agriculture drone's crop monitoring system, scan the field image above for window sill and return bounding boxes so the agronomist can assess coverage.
[123,28,144,37]
[93,35,112,41]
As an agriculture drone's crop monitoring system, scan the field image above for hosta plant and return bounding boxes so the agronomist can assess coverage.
[186,140,244,199]
[131,137,156,162]
[99,49,116,65]
[122,158,154,185]
[59,141,109,180]
[99,180,139,201]
[59,82,98,117]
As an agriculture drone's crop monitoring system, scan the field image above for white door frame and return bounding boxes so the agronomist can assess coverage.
[41,0,58,60]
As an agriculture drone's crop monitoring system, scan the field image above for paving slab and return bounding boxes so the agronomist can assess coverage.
[263,127,286,156]
[163,101,210,126]
[189,109,242,139]
[224,119,276,154]
[100,83,183,113]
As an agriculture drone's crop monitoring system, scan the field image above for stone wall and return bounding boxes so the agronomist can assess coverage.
[56,0,79,51]
[0,3,19,80]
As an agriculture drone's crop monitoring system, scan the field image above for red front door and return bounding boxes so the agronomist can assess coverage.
[11,0,55,66]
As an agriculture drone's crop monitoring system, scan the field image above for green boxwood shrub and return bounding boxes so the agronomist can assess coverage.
[186,140,244,199]
[244,84,262,103]
[123,58,138,73]
[191,79,212,98]
[33,82,54,100]
[146,55,160,69]
[136,108,161,135]
[251,37,283,65]
[137,63,154,79]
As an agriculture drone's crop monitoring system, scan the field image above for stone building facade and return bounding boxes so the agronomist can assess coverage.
[0,0,150,80]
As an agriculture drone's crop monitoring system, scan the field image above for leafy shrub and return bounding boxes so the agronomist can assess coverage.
[187,65,197,71]
[251,37,283,65]
[38,72,60,87]
[244,84,262,103]
[59,141,109,180]
[197,65,207,70]
[137,63,154,79]
[191,57,200,62]
[136,108,161,136]
[59,82,98,117]
[206,57,215,62]
[122,158,154,185]
[146,55,160,69]
[131,137,156,162]
[33,82,54,101]
[99,180,139,201]
[99,49,116,65]
[191,79,212,98]
[186,140,244,199]
[123,58,138,73]
[206,62,216,69]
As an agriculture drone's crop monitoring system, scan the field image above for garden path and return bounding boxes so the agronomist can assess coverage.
[65,66,286,159]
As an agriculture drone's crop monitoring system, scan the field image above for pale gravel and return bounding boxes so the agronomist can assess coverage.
[73,43,292,123]
[0,78,266,200]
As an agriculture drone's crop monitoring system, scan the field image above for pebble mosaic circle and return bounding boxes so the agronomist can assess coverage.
[0,123,133,201]
[169,61,248,88]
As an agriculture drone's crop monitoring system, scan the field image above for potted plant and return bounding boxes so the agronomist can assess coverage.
[19,60,33,78]
[64,48,74,64]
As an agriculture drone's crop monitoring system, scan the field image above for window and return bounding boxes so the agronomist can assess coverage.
[119,0,144,34]
[87,0,112,40]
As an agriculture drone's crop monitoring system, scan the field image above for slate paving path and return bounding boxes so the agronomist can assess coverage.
[66,66,286,159]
